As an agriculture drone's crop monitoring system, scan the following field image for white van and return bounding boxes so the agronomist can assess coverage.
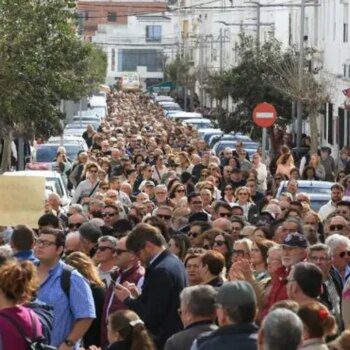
[168,112,203,122]
[3,171,70,208]
[88,96,108,119]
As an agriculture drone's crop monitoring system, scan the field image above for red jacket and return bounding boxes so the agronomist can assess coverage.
[259,266,288,321]
[100,262,145,347]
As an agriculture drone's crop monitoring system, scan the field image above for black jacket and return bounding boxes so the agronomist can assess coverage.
[195,323,258,350]
[125,250,188,349]
[165,320,218,350]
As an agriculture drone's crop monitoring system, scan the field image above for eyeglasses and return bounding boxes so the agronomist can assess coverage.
[101,187,109,190]
[219,212,231,218]
[339,251,350,258]
[68,223,82,230]
[115,248,128,255]
[97,246,115,252]
[176,189,185,193]
[274,177,282,180]
[188,231,199,238]
[225,187,233,191]
[191,201,203,205]
[103,212,118,217]
[309,256,329,262]
[330,224,344,231]
[157,214,171,220]
[214,240,226,247]
[89,169,98,173]
[233,249,247,256]
[35,239,57,248]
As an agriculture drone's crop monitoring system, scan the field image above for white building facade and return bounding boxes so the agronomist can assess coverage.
[92,13,179,87]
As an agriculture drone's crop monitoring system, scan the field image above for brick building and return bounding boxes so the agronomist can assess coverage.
[77,0,168,40]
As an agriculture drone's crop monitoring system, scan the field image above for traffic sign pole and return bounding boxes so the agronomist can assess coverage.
[252,102,277,162]
[262,128,267,161]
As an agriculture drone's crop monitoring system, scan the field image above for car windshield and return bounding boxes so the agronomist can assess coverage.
[36,144,82,162]
[280,184,331,194]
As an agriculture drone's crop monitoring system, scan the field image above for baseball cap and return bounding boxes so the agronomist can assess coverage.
[216,281,257,309]
[282,232,307,248]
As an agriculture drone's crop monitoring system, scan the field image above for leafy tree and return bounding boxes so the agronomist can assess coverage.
[0,0,107,171]
[165,54,197,110]
[272,59,330,154]
[208,34,295,143]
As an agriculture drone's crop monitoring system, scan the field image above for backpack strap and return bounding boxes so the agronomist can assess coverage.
[60,264,74,300]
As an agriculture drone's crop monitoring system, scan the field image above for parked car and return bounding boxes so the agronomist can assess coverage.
[212,140,258,158]
[168,112,203,122]
[275,180,350,211]
[197,128,222,141]
[209,133,253,148]
[27,143,84,170]
[47,136,88,151]
[158,101,182,112]
[153,95,174,103]
[3,170,70,207]
[182,118,213,129]
[88,95,108,118]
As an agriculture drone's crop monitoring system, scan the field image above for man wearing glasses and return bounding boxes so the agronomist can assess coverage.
[35,228,95,350]
[307,243,343,330]
[100,236,145,347]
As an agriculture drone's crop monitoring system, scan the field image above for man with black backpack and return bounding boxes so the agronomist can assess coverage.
[35,228,96,350]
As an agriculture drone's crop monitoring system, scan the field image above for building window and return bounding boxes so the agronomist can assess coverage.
[146,25,161,42]
[328,103,333,145]
[111,49,115,71]
[344,4,349,43]
[107,12,117,22]
[118,49,163,72]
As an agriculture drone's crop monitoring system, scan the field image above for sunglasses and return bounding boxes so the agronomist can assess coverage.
[214,240,226,247]
[188,231,199,238]
[339,251,350,258]
[115,248,128,255]
[176,189,185,193]
[157,214,172,220]
[68,223,82,230]
[330,224,344,231]
[103,212,118,218]
[97,246,115,252]
[101,187,109,190]
[89,169,98,173]
[219,212,231,218]
[203,244,211,250]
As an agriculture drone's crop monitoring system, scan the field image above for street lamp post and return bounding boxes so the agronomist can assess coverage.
[296,0,306,154]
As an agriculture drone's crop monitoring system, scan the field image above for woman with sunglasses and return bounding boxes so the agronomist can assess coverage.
[234,186,257,221]
[222,185,235,206]
[65,252,106,348]
[169,183,187,207]
[212,231,233,271]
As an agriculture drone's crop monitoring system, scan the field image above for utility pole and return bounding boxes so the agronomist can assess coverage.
[296,0,306,154]
[256,2,261,48]
[199,33,204,109]
[219,27,223,73]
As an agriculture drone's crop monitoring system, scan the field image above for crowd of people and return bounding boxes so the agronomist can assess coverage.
[1,90,350,350]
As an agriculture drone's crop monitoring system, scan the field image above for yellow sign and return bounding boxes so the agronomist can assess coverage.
[0,176,45,228]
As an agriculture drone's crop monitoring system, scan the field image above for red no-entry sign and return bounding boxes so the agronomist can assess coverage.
[253,102,277,128]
